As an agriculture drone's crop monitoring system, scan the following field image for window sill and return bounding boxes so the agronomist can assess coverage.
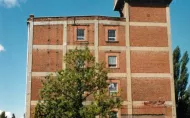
[76,40,89,44]
[108,67,120,69]
[106,41,119,43]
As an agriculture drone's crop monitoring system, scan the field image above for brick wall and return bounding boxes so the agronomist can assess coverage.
[133,105,166,115]
[132,78,171,101]
[32,49,63,72]
[120,79,127,101]
[131,51,170,73]
[130,26,168,47]
[33,25,63,45]
[31,77,44,100]
[121,105,128,115]
[129,6,167,23]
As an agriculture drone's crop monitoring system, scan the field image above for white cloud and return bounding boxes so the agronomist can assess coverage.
[0,44,5,52]
[0,0,19,8]
[6,112,12,118]
[0,0,26,8]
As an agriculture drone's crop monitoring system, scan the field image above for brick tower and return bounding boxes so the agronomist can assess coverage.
[114,0,176,118]
[26,0,176,118]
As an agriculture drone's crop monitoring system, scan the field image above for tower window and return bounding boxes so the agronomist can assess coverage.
[108,30,116,41]
[108,56,117,68]
[77,29,85,40]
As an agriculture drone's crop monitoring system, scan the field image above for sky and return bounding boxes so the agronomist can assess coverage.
[0,0,190,117]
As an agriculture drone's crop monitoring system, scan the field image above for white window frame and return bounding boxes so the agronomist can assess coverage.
[108,29,116,41]
[77,29,85,41]
[109,83,118,93]
[108,56,117,68]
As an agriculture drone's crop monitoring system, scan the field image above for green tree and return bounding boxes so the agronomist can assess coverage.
[12,113,16,118]
[35,48,122,118]
[173,46,190,118]
[0,111,7,118]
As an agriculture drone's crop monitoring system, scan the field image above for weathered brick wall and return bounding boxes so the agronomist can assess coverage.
[121,105,128,115]
[132,78,171,101]
[133,105,166,115]
[98,24,126,46]
[131,51,170,73]
[29,10,173,117]
[130,26,168,47]
[129,6,167,23]
[33,25,63,45]
[32,49,63,72]
[120,79,127,101]
[31,77,44,100]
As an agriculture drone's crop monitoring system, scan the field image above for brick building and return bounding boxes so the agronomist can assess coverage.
[26,0,176,117]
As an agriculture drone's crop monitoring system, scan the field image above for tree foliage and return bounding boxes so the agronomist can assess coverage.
[173,46,190,118]
[12,114,16,118]
[35,48,122,118]
[0,111,7,118]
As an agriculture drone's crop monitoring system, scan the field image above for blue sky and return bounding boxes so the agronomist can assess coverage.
[0,0,190,117]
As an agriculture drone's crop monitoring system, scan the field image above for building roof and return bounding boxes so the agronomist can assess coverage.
[27,15,126,22]
[114,0,173,11]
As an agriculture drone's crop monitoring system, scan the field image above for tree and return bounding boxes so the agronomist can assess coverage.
[35,48,122,118]
[0,111,7,118]
[173,46,190,118]
[12,114,15,118]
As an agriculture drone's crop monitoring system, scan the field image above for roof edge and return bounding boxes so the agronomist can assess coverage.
[27,15,126,22]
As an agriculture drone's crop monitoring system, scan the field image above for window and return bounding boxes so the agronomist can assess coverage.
[109,83,118,93]
[108,30,116,41]
[77,29,85,40]
[109,111,118,118]
[108,56,117,68]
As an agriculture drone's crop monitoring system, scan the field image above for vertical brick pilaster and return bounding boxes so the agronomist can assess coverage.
[63,21,67,69]
[26,20,34,118]
[124,3,133,116]
[94,20,99,63]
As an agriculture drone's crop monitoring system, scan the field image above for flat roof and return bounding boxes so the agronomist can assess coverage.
[27,15,126,22]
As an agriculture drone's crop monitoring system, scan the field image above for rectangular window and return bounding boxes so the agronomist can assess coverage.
[108,56,117,68]
[77,29,85,40]
[109,83,118,93]
[108,30,116,41]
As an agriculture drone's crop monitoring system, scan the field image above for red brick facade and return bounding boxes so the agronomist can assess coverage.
[131,51,170,73]
[33,25,63,45]
[130,26,168,47]
[129,6,167,23]
[32,49,63,72]
[26,1,175,118]
[132,78,171,101]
